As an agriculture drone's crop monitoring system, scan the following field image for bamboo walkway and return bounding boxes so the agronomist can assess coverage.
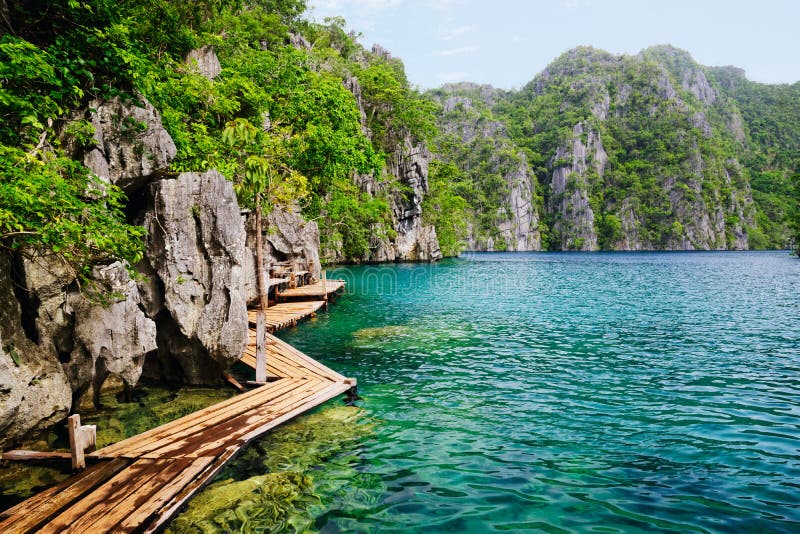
[277,279,345,300]
[0,331,354,533]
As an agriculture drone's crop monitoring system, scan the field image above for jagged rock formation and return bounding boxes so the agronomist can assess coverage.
[143,170,249,384]
[370,141,442,262]
[548,122,602,250]
[67,263,157,410]
[68,96,177,193]
[326,45,443,263]
[0,253,72,449]
[429,84,541,251]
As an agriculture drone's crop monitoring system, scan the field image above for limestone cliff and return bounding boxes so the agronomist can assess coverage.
[429,84,541,252]
[432,46,762,251]
[323,49,442,263]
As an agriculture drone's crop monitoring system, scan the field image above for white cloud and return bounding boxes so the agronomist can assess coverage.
[512,34,527,43]
[431,45,479,57]
[440,24,475,41]
[436,71,469,83]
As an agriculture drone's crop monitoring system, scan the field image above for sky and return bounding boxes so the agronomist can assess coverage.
[306,0,800,90]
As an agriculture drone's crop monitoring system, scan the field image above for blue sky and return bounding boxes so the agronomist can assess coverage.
[306,0,800,89]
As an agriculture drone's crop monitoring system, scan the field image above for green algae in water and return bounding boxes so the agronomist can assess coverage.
[166,404,379,534]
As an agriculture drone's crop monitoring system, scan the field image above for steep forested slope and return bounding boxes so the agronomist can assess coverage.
[1,0,440,268]
[431,46,799,251]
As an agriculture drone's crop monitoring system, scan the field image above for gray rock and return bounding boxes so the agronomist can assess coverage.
[16,252,76,359]
[186,45,222,80]
[143,170,248,383]
[66,262,157,409]
[548,122,600,250]
[81,96,177,192]
[289,33,311,51]
[0,253,71,448]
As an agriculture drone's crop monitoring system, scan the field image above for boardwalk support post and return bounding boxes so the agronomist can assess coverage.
[67,414,96,471]
[255,310,267,384]
[344,378,359,405]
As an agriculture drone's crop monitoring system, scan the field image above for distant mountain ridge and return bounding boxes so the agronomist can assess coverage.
[428,45,799,251]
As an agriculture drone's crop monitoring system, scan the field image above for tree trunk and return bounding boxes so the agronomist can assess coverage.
[254,196,268,311]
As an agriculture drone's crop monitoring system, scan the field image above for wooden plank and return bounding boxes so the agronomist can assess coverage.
[39,459,166,533]
[143,446,241,534]
[238,380,352,444]
[84,457,214,533]
[0,458,129,534]
[222,371,245,392]
[277,279,345,299]
[117,455,216,532]
[95,382,301,460]
[1,450,72,462]
[145,379,327,459]
[116,380,309,459]
[92,380,297,458]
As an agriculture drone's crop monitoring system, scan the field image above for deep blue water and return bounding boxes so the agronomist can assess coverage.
[275,251,800,533]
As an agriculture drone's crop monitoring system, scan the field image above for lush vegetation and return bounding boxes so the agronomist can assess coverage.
[2,3,798,267]
[431,46,799,251]
[0,0,435,277]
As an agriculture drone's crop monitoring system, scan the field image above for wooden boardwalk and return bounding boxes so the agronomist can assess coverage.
[277,279,345,300]
[0,333,354,533]
[249,301,326,332]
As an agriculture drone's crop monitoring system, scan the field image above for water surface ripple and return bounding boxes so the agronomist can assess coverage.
[279,252,800,533]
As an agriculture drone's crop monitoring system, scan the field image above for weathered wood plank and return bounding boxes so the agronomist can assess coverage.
[39,459,165,533]
[0,458,129,534]
[0,450,72,462]
[145,379,327,459]
[142,446,241,534]
[277,279,345,299]
[117,455,216,532]
[94,379,304,459]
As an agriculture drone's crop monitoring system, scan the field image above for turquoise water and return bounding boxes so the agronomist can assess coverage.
[275,252,800,533]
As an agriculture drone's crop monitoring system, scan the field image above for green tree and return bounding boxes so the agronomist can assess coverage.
[222,117,307,308]
[0,145,144,282]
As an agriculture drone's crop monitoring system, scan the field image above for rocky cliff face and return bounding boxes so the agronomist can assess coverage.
[364,140,442,262]
[0,253,72,449]
[142,170,249,384]
[430,84,541,252]
[326,50,442,263]
[433,47,760,251]
[2,93,271,445]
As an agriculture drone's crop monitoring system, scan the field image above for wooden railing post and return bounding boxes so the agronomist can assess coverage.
[255,310,267,384]
[67,414,96,470]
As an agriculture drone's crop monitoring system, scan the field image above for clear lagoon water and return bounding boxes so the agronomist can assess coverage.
[269,251,800,533]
